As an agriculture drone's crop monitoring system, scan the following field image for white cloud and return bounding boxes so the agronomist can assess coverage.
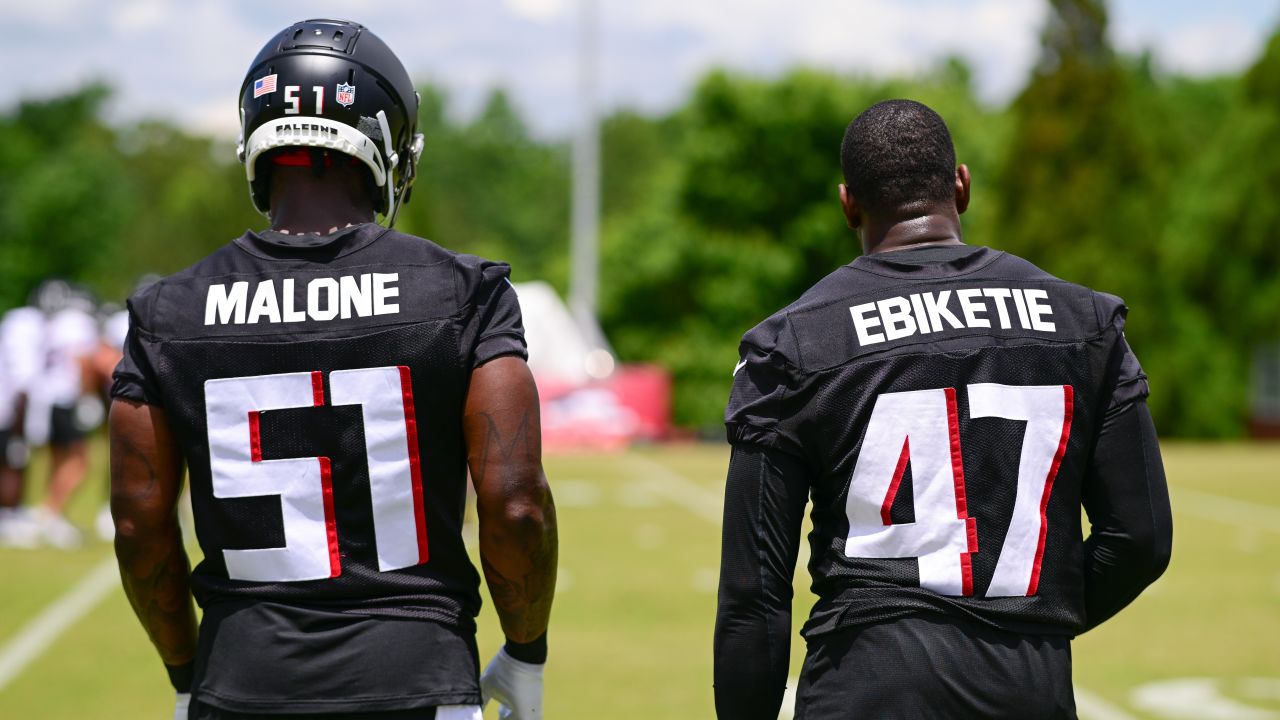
[111,0,170,34]
[7,0,92,27]
[1,0,1272,139]
[597,0,1047,104]
[504,0,571,22]
[1151,18,1264,75]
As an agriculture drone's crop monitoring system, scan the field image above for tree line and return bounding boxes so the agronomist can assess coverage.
[1,0,1276,436]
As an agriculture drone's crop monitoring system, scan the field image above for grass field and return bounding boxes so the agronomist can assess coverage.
[1,439,1278,719]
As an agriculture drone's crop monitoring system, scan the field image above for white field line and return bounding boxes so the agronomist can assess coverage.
[1170,487,1280,533]
[0,555,119,692]
[624,452,723,524]
[628,452,1142,720]
[1076,688,1141,720]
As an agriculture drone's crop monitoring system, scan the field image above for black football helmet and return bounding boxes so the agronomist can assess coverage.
[237,19,424,225]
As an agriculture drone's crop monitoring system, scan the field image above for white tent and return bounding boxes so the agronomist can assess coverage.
[511,281,614,386]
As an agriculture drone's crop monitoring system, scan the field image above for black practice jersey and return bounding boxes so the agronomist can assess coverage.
[725,244,1148,639]
[110,224,524,710]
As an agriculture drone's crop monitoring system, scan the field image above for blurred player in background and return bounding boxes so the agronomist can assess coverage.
[715,100,1172,719]
[0,303,44,547]
[109,19,556,720]
[24,280,105,548]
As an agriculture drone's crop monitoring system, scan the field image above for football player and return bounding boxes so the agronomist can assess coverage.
[109,20,556,720]
[26,280,102,549]
[0,304,44,548]
[714,100,1172,719]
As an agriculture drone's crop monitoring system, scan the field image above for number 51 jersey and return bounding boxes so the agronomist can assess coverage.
[111,223,526,630]
[725,244,1148,638]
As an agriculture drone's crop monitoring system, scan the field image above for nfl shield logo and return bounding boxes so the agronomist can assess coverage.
[336,83,356,107]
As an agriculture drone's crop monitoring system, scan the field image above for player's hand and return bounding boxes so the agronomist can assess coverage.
[480,647,544,719]
[172,692,190,720]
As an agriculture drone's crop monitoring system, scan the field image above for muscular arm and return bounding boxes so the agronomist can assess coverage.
[109,399,198,672]
[1080,399,1173,631]
[464,356,557,647]
[714,444,809,720]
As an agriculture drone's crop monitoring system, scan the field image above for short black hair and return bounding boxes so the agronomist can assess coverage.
[840,99,957,214]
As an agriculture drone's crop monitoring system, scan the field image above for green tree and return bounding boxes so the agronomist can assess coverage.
[1152,30,1280,434]
[0,86,131,307]
[396,88,571,289]
[601,64,1005,428]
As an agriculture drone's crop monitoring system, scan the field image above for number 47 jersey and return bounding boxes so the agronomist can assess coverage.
[111,224,526,629]
[725,244,1149,638]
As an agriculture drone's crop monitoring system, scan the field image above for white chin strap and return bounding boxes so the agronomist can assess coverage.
[243,116,387,187]
[242,114,422,227]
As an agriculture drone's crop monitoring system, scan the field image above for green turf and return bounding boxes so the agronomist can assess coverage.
[1,440,1277,718]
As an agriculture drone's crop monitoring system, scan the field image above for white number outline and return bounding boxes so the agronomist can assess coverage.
[330,366,429,571]
[845,387,978,596]
[969,383,1074,596]
[844,383,1073,597]
[204,366,428,582]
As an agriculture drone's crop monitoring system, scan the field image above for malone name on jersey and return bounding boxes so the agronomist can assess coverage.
[204,273,401,326]
[850,286,1056,347]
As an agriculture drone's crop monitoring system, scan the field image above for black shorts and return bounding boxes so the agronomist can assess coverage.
[796,614,1076,720]
[49,404,88,446]
[188,703,440,719]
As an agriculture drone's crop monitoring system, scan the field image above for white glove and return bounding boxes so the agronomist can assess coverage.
[173,692,191,720]
[480,647,544,719]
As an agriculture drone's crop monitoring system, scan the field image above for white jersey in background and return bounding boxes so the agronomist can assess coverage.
[105,309,130,351]
[25,307,98,445]
[0,307,45,431]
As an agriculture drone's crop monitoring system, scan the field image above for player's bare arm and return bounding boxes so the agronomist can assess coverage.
[109,398,197,678]
[465,355,557,643]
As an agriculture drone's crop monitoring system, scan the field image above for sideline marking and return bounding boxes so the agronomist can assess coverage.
[1171,488,1280,533]
[1076,688,1141,720]
[0,555,119,692]
[624,453,722,524]
[1131,677,1280,720]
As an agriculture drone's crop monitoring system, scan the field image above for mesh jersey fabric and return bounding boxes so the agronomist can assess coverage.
[109,223,525,710]
[724,244,1148,639]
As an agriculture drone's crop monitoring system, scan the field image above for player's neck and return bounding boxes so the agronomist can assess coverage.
[268,172,376,235]
[270,198,374,235]
[860,210,964,255]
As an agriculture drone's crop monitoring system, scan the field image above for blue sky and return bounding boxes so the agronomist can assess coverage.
[4,0,1278,138]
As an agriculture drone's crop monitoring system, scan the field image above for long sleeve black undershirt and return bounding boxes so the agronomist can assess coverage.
[713,399,1172,717]
[714,444,809,720]
[1081,398,1173,631]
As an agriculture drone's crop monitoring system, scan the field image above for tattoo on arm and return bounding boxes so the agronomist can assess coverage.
[115,520,198,663]
[465,359,558,644]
